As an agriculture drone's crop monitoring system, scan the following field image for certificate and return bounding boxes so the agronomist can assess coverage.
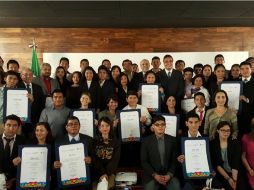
[72,109,95,138]
[162,114,179,137]
[56,143,90,188]
[17,145,50,190]
[141,84,160,112]
[3,88,31,122]
[181,138,212,179]
[220,81,243,113]
[181,98,195,113]
[118,110,141,142]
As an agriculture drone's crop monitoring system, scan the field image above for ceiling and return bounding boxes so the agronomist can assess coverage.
[1,1,254,28]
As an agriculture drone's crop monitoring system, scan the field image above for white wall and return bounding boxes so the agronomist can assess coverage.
[43,51,249,75]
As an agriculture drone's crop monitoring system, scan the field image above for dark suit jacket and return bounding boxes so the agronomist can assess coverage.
[0,134,25,179]
[32,76,60,96]
[188,106,209,136]
[156,69,185,103]
[130,72,145,91]
[55,133,93,157]
[17,82,45,124]
[237,77,254,134]
[98,80,115,111]
[141,134,177,184]
[82,80,101,110]
[210,138,241,172]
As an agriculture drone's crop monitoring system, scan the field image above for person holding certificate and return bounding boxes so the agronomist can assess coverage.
[177,112,207,189]
[0,114,25,190]
[210,121,241,190]
[54,116,93,190]
[0,71,19,134]
[141,115,180,190]
[93,117,120,190]
[204,90,238,140]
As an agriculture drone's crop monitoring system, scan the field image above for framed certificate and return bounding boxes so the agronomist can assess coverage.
[16,145,51,190]
[140,84,160,112]
[161,114,179,137]
[55,143,90,188]
[72,109,95,138]
[219,81,243,114]
[181,137,212,179]
[3,88,31,122]
[181,98,195,113]
[117,109,141,142]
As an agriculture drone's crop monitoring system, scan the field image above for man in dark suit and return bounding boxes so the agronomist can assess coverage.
[32,63,60,108]
[188,92,209,136]
[54,116,93,190]
[0,114,25,190]
[238,61,254,136]
[97,65,115,111]
[17,68,45,136]
[131,59,150,91]
[141,115,180,190]
[156,55,185,110]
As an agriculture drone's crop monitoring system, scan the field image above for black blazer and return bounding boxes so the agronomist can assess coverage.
[98,80,116,111]
[17,82,45,124]
[0,135,25,179]
[237,77,254,134]
[130,72,145,91]
[141,134,177,184]
[209,138,241,172]
[82,80,101,110]
[55,133,93,157]
[188,106,209,136]
[156,69,185,102]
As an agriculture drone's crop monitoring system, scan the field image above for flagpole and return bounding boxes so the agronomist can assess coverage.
[29,38,40,77]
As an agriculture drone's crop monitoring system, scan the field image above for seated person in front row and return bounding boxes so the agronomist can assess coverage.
[93,117,120,190]
[54,116,93,190]
[141,115,181,190]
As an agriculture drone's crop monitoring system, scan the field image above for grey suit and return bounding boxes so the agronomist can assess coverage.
[33,76,60,96]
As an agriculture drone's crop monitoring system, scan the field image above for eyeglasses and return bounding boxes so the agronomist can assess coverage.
[219,129,231,133]
[67,123,79,127]
[153,123,166,127]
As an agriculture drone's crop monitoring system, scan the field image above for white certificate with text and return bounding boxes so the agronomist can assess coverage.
[73,110,94,138]
[141,84,159,111]
[20,147,48,187]
[184,139,211,178]
[119,110,141,141]
[163,114,178,137]
[59,143,87,185]
[220,82,242,112]
[5,89,29,121]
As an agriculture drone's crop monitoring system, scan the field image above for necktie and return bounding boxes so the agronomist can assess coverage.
[70,138,76,143]
[3,137,14,173]
[168,71,171,78]
[199,110,203,122]
[26,84,31,93]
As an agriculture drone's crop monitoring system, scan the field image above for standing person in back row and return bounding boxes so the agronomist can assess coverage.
[156,55,185,110]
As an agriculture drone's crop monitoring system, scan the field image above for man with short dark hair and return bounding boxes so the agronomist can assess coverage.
[0,71,19,134]
[54,116,93,190]
[0,114,25,190]
[6,59,22,82]
[59,57,71,78]
[141,115,180,190]
[39,89,70,138]
[188,92,209,135]
[238,61,254,136]
[150,56,161,73]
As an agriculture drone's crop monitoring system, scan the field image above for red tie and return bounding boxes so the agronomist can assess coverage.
[199,110,203,122]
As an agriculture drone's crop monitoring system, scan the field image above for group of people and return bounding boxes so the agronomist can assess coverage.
[0,54,254,190]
